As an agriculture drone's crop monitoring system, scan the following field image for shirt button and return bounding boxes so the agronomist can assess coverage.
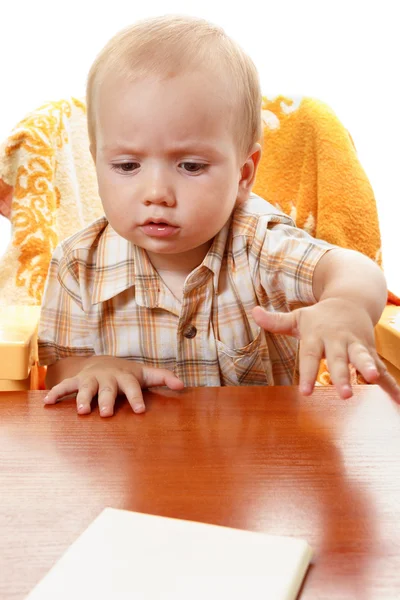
[183,324,197,339]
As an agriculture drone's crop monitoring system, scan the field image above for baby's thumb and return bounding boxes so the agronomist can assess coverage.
[142,367,185,390]
[252,306,298,337]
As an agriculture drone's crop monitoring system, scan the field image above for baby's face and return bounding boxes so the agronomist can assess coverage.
[93,70,257,268]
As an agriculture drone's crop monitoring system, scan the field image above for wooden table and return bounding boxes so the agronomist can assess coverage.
[1,386,399,599]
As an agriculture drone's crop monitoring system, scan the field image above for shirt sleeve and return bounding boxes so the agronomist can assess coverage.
[38,245,95,366]
[255,221,336,310]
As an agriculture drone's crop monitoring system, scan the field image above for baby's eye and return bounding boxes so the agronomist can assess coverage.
[180,162,207,173]
[111,162,140,173]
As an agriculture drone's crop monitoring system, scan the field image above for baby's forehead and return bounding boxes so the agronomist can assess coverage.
[96,69,238,124]
[99,64,236,98]
[93,68,247,160]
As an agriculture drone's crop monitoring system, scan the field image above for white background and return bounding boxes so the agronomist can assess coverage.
[0,0,398,292]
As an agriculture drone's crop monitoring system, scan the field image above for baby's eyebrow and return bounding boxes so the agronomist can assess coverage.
[99,142,226,158]
[99,143,139,155]
[167,142,223,155]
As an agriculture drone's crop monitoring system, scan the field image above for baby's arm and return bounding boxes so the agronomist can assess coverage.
[254,247,400,402]
[312,248,387,327]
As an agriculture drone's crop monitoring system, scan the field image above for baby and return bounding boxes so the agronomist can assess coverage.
[38,15,400,416]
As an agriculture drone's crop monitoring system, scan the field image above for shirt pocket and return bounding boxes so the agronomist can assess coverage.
[216,331,269,386]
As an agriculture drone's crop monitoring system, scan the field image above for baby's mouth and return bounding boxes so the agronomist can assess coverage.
[141,220,180,238]
[143,218,177,227]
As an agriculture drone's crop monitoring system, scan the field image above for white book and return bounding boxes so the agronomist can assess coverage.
[26,508,313,600]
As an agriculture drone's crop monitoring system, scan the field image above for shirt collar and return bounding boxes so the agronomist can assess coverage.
[89,224,178,309]
[91,224,136,305]
[90,216,233,307]
[200,216,231,292]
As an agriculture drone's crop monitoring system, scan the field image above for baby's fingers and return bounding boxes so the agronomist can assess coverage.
[118,375,146,414]
[324,343,353,399]
[44,377,80,405]
[373,359,400,404]
[347,342,379,383]
[75,376,99,415]
[348,343,400,403]
[96,376,118,417]
[299,338,324,395]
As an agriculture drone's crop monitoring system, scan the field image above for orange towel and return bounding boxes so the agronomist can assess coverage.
[254,95,399,306]
[0,98,103,306]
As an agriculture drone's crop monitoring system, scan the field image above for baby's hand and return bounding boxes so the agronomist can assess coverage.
[253,299,400,403]
[44,358,184,417]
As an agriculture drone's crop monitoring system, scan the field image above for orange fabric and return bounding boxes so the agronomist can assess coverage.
[0,177,12,218]
[29,364,47,390]
[0,98,103,307]
[254,96,399,304]
[388,291,400,306]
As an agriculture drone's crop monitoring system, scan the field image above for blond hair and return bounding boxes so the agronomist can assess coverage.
[87,15,262,158]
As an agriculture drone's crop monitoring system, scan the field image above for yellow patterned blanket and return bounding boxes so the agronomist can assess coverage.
[0,99,103,305]
[0,95,396,386]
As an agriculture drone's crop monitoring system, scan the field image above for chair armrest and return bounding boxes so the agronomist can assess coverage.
[0,307,41,380]
[375,305,400,383]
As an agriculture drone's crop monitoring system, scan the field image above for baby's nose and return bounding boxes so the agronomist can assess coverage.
[142,169,175,206]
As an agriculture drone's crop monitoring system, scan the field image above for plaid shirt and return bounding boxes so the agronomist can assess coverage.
[38,195,333,386]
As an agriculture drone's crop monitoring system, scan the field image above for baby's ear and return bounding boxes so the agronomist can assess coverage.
[236,143,262,205]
